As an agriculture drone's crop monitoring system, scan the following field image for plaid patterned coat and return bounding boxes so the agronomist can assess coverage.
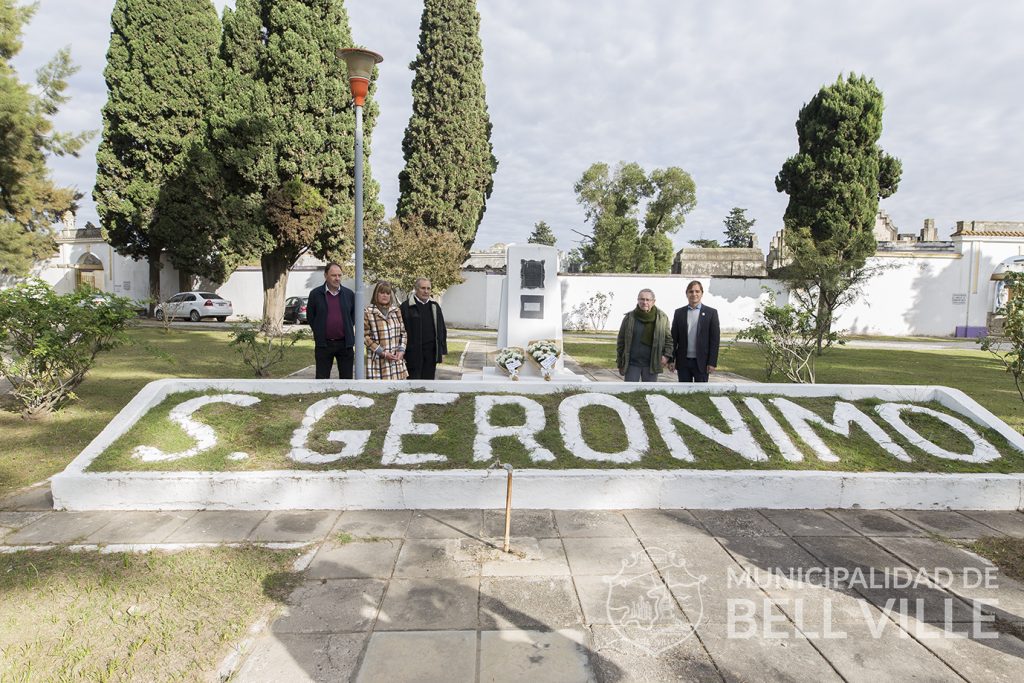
[363,305,409,380]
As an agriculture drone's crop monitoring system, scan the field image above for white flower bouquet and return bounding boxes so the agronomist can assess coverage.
[495,346,526,380]
[526,339,561,380]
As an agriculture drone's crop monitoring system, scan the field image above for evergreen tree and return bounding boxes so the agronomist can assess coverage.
[527,220,556,247]
[574,162,696,273]
[775,73,901,351]
[214,0,382,327]
[689,239,720,248]
[722,207,755,248]
[396,0,497,253]
[0,0,90,275]
[94,0,221,307]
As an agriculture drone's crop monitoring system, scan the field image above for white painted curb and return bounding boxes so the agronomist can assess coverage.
[51,379,1024,511]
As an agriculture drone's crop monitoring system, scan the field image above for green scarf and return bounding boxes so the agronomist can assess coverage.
[633,306,656,346]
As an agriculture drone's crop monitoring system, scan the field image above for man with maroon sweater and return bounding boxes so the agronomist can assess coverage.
[306,262,356,379]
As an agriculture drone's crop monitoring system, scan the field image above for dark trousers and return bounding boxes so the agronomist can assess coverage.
[406,342,437,380]
[315,340,354,379]
[677,357,709,383]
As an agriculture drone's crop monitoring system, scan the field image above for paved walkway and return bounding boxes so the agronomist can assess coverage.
[1,488,1022,682]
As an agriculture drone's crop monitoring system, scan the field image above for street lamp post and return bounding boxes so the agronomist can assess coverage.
[338,47,383,380]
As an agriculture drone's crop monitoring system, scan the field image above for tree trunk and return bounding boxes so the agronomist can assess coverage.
[178,269,194,293]
[148,246,162,317]
[261,249,292,333]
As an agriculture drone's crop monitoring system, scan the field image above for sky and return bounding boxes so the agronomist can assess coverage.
[12,0,1024,255]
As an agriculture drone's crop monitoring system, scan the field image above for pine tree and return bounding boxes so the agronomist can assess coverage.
[214,0,382,327]
[527,220,556,247]
[397,0,497,252]
[94,0,221,307]
[0,0,90,275]
[722,207,755,248]
[775,73,901,351]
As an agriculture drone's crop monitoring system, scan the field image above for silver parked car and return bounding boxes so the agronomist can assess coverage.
[155,291,233,322]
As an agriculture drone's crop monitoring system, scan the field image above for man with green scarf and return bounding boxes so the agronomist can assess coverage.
[616,288,673,382]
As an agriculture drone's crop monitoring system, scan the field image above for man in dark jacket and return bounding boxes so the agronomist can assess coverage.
[670,280,720,383]
[400,277,447,380]
[306,262,356,379]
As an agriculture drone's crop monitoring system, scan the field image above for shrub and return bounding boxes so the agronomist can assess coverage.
[980,272,1024,403]
[0,280,140,418]
[229,318,307,377]
[737,288,843,383]
[567,291,614,331]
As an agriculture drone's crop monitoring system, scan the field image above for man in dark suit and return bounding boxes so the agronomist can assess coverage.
[400,277,447,380]
[670,280,720,383]
[305,262,355,379]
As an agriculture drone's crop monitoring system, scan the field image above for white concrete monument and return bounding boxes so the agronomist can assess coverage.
[489,244,582,381]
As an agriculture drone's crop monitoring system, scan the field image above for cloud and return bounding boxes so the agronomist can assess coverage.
[14,0,1024,254]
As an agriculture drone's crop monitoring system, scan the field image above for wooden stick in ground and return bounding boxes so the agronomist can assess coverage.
[503,464,513,553]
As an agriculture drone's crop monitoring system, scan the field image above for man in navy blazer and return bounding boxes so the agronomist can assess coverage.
[670,280,720,383]
[305,262,356,379]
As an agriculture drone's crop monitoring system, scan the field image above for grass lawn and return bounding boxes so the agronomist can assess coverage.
[564,340,1024,434]
[0,546,301,681]
[0,328,316,497]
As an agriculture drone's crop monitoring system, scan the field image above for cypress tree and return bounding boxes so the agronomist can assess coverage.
[0,0,90,275]
[722,207,755,248]
[94,0,221,306]
[775,73,902,350]
[215,0,382,326]
[397,0,497,252]
[527,221,556,247]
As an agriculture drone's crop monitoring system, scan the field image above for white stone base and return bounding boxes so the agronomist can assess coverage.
[479,366,587,383]
[50,378,1024,511]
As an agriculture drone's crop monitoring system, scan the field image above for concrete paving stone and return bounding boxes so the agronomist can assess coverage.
[392,537,485,579]
[900,619,1024,683]
[0,485,52,511]
[84,511,194,544]
[4,511,118,544]
[0,510,48,530]
[162,510,267,543]
[376,577,479,631]
[406,509,484,538]
[555,510,635,538]
[272,578,385,634]
[690,509,785,538]
[644,537,738,578]
[764,584,886,627]
[589,624,722,682]
[794,535,912,573]
[479,576,583,630]
[827,508,929,536]
[947,575,1024,625]
[958,510,1024,538]
[622,509,711,540]
[762,509,860,536]
[306,539,402,579]
[332,510,412,538]
[698,619,844,682]
[871,536,997,575]
[562,537,654,576]
[479,629,597,683]
[574,573,688,627]
[355,630,476,683]
[718,536,824,577]
[233,632,366,682]
[854,584,978,624]
[480,537,571,577]
[895,510,999,539]
[249,510,340,542]
[484,508,557,538]
[805,619,962,683]
[683,585,773,626]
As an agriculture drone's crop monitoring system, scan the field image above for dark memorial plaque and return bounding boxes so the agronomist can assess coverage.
[521,260,545,289]
[520,294,544,319]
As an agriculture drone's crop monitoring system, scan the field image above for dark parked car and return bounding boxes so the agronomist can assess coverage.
[284,296,308,324]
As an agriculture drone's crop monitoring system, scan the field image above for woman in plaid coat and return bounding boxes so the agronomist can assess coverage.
[364,281,409,380]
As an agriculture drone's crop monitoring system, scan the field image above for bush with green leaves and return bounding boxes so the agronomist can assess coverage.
[980,271,1024,403]
[567,291,614,332]
[228,318,307,377]
[737,288,843,383]
[0,280,139,417]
